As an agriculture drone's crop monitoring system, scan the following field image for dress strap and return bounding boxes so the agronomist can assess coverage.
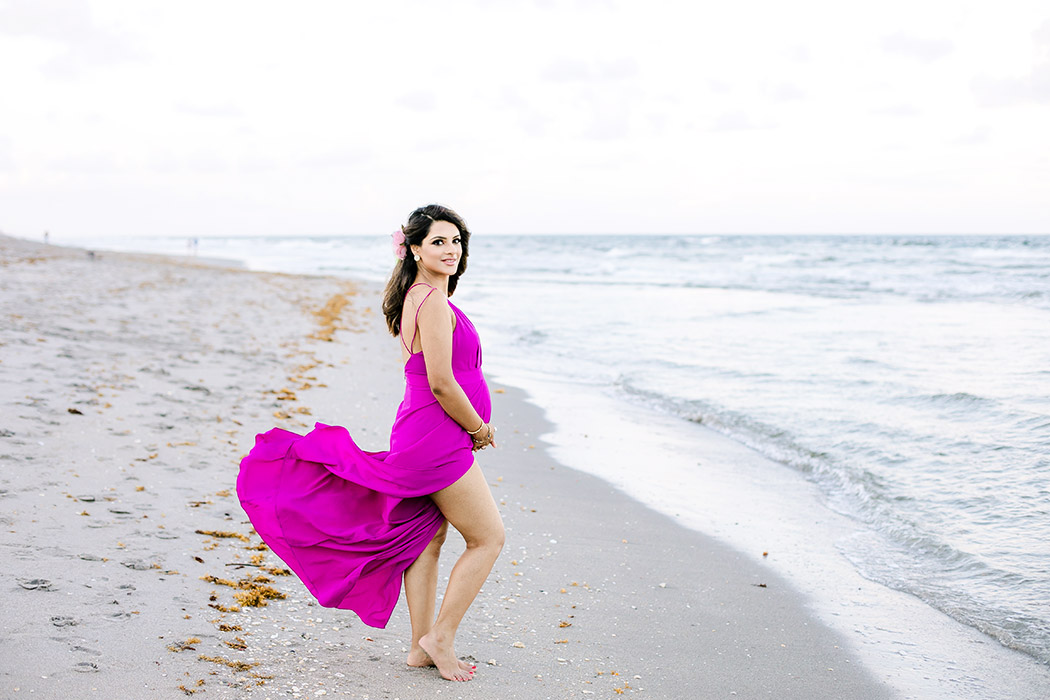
[401,284,438,354]
[405,282,433,293]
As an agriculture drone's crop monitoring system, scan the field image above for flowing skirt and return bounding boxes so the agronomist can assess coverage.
[236,366,490,628]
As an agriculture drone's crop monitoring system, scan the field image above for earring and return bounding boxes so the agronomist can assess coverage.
[413,254,420,261]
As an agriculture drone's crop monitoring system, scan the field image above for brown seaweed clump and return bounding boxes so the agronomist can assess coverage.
[262,565,291,576]
[195,529,250,542]
[198,655,259,672]
[200,573,286,608]
[177,679,205,695]
[167,637,202,653]
[233,583,285,608]
[310,290,355,341]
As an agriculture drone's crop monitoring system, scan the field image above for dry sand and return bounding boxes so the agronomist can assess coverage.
[1,234,894,698]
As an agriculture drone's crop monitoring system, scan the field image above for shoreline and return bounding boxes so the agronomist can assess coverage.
[2,234,1045,698]
[490,370,1050,698]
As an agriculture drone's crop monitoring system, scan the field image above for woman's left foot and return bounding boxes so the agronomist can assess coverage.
[406,647,474,674]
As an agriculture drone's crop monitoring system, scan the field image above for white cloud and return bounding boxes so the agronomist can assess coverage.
[0,0,1048,237]
[710,111,768,132]
[47,152,119,173]
[881,33,954,62]
[971,65,1050,107]
[769,83,806,101]
[395,91,439,112]
[0,136,14,172]
[971,75,1031,107]
[184,152,229,174]
[950,125,991,145]
[0,0,145,78]
[300,148,374,169]
[174,102,244,119]
[968,11,1050,107]
[870,103,920,117]
[539,57,638,83]
[1035,18,1050,45]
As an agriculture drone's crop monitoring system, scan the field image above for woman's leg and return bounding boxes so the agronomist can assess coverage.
[404,521,447,667]
[419,462,505,682]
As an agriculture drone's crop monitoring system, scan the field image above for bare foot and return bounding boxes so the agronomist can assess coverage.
[418,631,474,681]
[406,646,474,674]
[405,647,431,668]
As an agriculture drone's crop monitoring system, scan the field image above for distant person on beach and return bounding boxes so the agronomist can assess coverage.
[238,204,502,682]
[43,230,49,244]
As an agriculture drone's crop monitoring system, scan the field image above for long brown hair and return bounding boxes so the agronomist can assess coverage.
[382,203,471,337]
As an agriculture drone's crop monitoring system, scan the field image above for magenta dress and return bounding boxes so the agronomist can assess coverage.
[236,294,490,628]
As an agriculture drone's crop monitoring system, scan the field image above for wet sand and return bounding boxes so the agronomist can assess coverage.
[1,234,895,698]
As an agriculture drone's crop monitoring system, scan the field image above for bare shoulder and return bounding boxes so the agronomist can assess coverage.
[407,285,449,323]
[406,284,441,306]
[401,284,433,310]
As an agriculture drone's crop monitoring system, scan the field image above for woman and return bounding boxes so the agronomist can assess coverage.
[237,204,504,683]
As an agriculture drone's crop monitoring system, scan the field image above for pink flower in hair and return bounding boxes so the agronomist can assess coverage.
[391,228,407,260]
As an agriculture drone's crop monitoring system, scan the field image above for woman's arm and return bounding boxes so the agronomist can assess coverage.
[415,293,495,448]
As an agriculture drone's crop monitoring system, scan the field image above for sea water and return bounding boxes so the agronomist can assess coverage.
[79,232,1050,668]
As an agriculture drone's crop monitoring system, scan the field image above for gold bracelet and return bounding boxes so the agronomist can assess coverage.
[466,420,485,435]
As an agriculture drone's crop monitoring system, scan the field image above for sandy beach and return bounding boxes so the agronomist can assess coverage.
[2,232,1026,699]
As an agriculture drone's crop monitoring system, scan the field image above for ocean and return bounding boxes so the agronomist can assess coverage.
[79,232,1050,667]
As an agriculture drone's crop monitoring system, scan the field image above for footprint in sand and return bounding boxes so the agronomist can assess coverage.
[73,662,99,673]
[71,645,102,656]
[17,578,54,591]
[51,615,78,627]
[121,559,152,570]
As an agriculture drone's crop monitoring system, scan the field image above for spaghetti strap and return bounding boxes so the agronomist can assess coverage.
[405,282,434,294]
[400,284,438,354]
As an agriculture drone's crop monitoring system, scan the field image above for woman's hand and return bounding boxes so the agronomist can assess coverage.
[471,423,497,452]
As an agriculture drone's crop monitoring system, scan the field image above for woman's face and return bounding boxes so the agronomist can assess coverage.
[413,221,462,277]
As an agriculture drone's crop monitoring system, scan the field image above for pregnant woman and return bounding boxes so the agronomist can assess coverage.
[237,204,504,682]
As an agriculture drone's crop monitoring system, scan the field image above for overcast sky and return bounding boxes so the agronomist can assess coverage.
[1,0,1048,239]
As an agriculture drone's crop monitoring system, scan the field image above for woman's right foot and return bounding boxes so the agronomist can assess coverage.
[418,631,474,681]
